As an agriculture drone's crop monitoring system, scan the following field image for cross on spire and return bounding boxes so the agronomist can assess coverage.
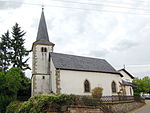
[33,8,54,46]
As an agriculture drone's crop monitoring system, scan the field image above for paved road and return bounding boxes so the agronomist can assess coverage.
[132,100,150,113]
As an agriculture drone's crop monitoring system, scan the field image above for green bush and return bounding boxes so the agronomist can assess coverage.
[6,101,22,113]
[0,95,15,113]
[17,94,76,113]
[92,87,103,98]
[81,96,99,106]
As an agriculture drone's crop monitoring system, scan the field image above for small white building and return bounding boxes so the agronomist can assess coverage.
[118,69,135,96]
[31,9,135,96]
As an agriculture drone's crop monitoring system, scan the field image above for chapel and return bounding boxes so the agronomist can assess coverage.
[31,9,135,96]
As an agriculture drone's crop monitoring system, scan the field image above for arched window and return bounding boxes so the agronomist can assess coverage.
[41,47,47,52]
[112,81,117,93]
[41,47,44,52]
[44,48,47,52]
[84,80,90,92]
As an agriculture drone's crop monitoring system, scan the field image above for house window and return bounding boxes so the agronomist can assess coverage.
[84,80,90,92]
[130,87,132,95]
[112,81,117,93]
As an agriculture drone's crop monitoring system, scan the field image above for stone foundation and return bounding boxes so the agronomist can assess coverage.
[47,102,145,113]
[110,102,145,113]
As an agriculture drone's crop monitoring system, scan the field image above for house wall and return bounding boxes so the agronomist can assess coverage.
[59,70,122,96]
[125,86,133,95]
[119,70,134,96]
[119,70,133,82]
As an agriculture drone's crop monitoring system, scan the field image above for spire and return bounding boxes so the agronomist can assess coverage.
[34,9,54,46]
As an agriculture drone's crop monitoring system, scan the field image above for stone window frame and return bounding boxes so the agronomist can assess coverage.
[41,47,47,52]
[84,79,91,93]
[130,87,132,95]
[112,81,117,93]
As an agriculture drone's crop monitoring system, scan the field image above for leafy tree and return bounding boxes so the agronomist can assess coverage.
[0,67,22,113]
[0,31,12,72]
[17,73,31,101]
[133,76,150,96]
[11,23,30,70]
[0,67,22,96]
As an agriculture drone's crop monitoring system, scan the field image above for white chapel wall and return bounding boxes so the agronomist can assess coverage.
[32,44,53,96]
[59,70,122,96]
[50,58,57,93]
[32,75,51,96]
[34,44,53,74]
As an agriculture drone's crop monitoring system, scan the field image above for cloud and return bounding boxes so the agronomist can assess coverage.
[0,1,24,9]
[88,49,109,57]
[113,39,138,51]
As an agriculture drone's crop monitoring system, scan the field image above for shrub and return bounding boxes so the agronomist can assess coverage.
[81,96,99,106]
[0,95,15,113]
[92,87,103,98]
[18,94,76,113]
[6,101,23,113]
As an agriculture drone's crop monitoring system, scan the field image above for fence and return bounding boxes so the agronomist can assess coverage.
[76,95,145,105]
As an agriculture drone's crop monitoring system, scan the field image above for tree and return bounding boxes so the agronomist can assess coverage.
[133,76,150,96]
[17,73,31,101]
[11,23,30,70]
[0,67,22,113]
[0,31,12,72]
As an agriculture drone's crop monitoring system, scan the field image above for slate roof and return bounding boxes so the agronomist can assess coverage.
[50,52,121,75]
[122,80,137,87]
[118,69,134,79]
[34,9,54,46]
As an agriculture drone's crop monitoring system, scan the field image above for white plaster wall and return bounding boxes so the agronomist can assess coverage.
[33,45,53,74]
[119,70,133,82]
[119,70,134,96]
[32,44,53,96]
[125,86,133,96]
[59,70,122,96]
[33,75,51,96]
[50,58,56,93]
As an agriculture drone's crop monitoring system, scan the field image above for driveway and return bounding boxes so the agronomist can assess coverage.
[129,100,150,113]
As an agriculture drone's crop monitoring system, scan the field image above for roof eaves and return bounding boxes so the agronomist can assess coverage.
[56,68,123,77]
[118,68,134,79]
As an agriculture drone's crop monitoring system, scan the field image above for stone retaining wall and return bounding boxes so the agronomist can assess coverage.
[47,102,145,113]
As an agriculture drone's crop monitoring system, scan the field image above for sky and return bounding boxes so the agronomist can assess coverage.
[0,0,150,78]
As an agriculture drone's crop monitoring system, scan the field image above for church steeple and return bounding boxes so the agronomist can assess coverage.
[34,8,54,46]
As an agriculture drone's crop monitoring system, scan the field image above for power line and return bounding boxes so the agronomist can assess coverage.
[51,0,150,12]
[1,0,150,15]
[127,64,150,67]
[87,0,150,6]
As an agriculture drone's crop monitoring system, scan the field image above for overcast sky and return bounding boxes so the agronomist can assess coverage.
[0,0,150,78]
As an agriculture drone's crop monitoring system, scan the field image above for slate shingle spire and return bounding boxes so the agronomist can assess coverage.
[34,8,54,46]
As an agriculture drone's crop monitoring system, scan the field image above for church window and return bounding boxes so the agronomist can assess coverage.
[41,47,44,52]
[84,80,90,92]
[42,76,45,79]
[44,48,47,52]
[41,47,47,52]
[112,81,117,93]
